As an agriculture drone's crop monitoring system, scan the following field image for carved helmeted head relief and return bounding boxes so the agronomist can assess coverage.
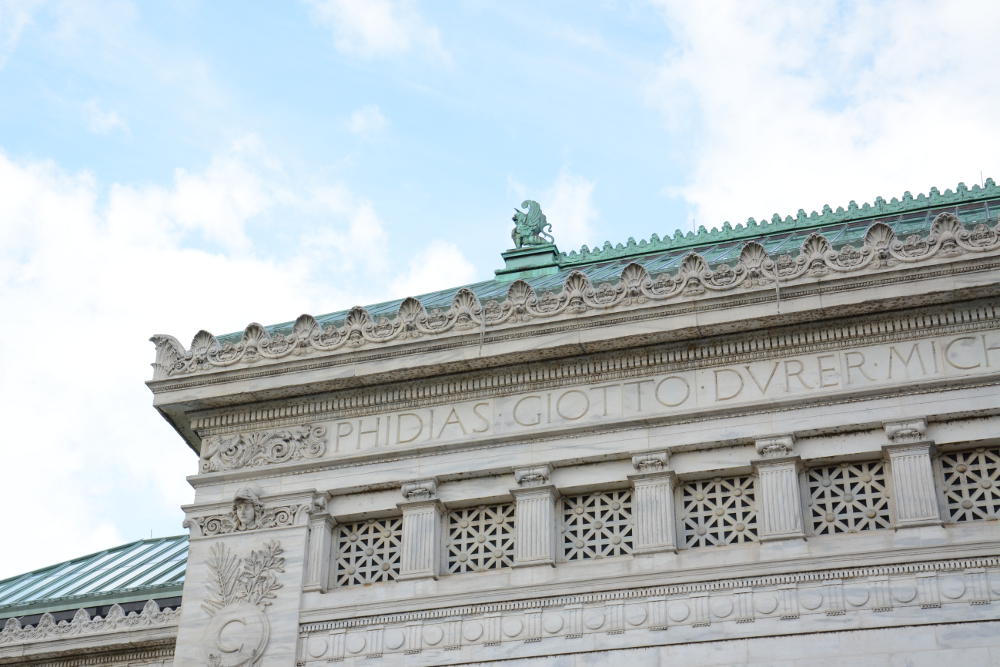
[233,487,264,531]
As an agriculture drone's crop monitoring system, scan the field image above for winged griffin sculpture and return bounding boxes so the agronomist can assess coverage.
[511,200,554,248]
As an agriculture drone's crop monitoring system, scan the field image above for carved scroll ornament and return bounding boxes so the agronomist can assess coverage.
[185,487,310,536]
[151,212,1000,379]
[200,424,327,473]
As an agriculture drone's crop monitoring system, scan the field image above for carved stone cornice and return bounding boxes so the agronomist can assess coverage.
[189,299,1000,436]
[152,213,1000,380]
[0,600,178,647]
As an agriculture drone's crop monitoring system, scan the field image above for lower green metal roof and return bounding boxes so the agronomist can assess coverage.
[0,536,187,617]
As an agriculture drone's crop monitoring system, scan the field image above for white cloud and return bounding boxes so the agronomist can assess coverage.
[347,104,388,137]
[83,98,128,134]
[506,169,599,251]
[646,0,1000,229]
[0,0,40,67]
[390,240,476,298]
[546,170,598,250]
[304,0,449,61]
[0,141,473,578]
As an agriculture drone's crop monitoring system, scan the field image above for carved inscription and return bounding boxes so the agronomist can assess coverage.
[313,332,1000,457]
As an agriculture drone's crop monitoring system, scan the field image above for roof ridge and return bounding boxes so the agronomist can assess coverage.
[560,178,999,265]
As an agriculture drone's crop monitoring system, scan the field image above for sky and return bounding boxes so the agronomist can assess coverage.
[1,0,999,578]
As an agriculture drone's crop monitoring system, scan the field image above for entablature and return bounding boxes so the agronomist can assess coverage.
[148,211,1000,453]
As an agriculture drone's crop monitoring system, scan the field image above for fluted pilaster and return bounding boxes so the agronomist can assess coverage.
[754,436,805,541]
[629,451,677,553]
[883,419,940,528]
[302,512,335,593]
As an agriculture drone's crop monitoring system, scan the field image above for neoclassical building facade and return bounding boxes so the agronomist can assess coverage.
[4,182,1000,665]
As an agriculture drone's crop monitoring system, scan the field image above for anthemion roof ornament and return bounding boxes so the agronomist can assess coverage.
[511,199,554,248]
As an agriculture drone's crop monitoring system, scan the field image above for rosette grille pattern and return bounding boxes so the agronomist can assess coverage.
[334,518,402,586]
[940,447,1000,522]
[561,490,634,560]
[446,504,515,573]
[681,476,758,548]
[807,461,892,535]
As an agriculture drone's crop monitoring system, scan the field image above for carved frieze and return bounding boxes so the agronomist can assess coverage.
[0,600,179,646]
[151,213,1000,379]
[200,424,326,472]
[202,541,285,666]
[297,557,1000,663]
[185,487,310,537]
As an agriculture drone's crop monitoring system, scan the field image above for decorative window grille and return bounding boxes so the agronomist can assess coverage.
[680,476,758,548]
[562,489,634,560]
[940,447,1000,523]
[334,517,402,586]
[446,503,515,574]
[806,461,892,535]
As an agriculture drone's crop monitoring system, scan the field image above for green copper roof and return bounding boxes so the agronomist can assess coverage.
[559,178,1000,265]
[0,536,187,618]
[214,179,1000,344]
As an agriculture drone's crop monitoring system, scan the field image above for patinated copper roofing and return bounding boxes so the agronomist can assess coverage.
[217,178,1000,342]
[0,536,186,618]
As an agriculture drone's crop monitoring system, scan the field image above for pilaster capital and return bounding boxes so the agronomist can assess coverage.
[510,484,559,500]
[883,418,929,445]
[513,464,552,488]
[630,450,670,473]
[400,478,438,502]
[754,434,797,461]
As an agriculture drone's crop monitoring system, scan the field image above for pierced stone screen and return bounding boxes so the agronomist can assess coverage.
[334,517,403,586]
[681,476,758,548]
[561,489,634,560]
[446,503,515,573]
[806,461,892,535]
[941,447,1000,523]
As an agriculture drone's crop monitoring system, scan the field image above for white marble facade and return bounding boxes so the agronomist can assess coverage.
[146,203,1000,666]
[7,198,1000,666]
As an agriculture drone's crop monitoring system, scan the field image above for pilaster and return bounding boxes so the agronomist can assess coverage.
[753,435,805,541]
[628,451,677,554]
[511,465,558,567]
[883,419,941,528]
[397,479,443,580]
[174,486,313,666]
[303,495,334,593]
